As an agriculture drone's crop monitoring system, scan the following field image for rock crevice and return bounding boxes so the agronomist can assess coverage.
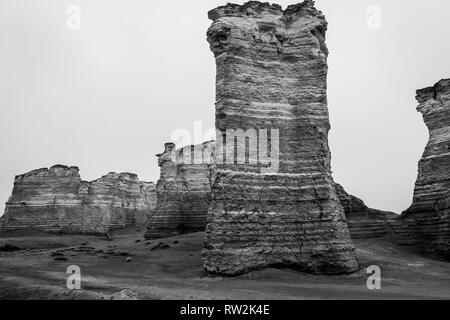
[334,183,397,239]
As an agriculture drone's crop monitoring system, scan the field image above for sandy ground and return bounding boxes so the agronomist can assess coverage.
[0,228,449,300]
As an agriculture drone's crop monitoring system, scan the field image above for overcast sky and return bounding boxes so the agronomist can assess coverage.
[0,0,449,215]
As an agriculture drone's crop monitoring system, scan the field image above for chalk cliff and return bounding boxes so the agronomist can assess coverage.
[144,142,215,239]
[334,183,397,239]
[0,165,156,235]
[391,79,450,258]
[203,1,359,275]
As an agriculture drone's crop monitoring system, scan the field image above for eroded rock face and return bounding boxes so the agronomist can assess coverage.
[391,79,450,258]
[203,1,359,275]
[144,142,215,239]
[0,165,156,235]
[334,183,397,239]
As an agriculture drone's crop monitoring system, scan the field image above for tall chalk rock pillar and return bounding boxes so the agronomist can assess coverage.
[144,142,215,239]
[203,1,359,275]
[393,79,450,258]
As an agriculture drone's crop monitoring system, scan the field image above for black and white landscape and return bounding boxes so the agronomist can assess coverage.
[0,0,449,301]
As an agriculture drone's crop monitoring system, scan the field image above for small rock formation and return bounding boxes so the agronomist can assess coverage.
[108,289,138,300]
[0,240,21,252]
[390,79,450,258]
[144,142,215,239]
[334,183,397,239]
[0,165,156,235]
[203,1,359,275]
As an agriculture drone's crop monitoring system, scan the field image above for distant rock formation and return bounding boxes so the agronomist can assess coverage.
[144,142,215,239]
[390,79,450,258]
[0,165,156,235]
[202,1,359,275]
[334,183,397,239]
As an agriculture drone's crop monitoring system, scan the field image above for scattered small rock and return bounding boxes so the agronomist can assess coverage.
[74,246,96,254]
[54,257,68,261]
[150,243,170,251]
[0,241,21,252]
[50,252,65,257]
[109,289,138,300]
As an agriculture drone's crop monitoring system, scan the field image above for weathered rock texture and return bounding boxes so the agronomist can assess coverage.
[334,183,397,239]
[0,165,156,235]
[390,79,450,258]
[203,1,359,275]
[144,142,215,239]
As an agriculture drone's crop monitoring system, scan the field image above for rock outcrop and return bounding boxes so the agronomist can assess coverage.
[144,142,215,239]
[334,183,397,239]
[390,79,450,258]
[203,1,359,275]
[0,165,156,235]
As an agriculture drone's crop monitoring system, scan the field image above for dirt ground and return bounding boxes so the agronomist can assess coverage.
[0,228,449,300]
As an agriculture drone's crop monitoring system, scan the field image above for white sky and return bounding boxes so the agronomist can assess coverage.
[0,0,449,215]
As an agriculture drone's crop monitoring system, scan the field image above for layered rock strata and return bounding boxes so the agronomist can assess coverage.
[203,1,359,275]
[0,165,156,235]
[391,79,450,258]
[144,142,215,239]
[334,183,397,239]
